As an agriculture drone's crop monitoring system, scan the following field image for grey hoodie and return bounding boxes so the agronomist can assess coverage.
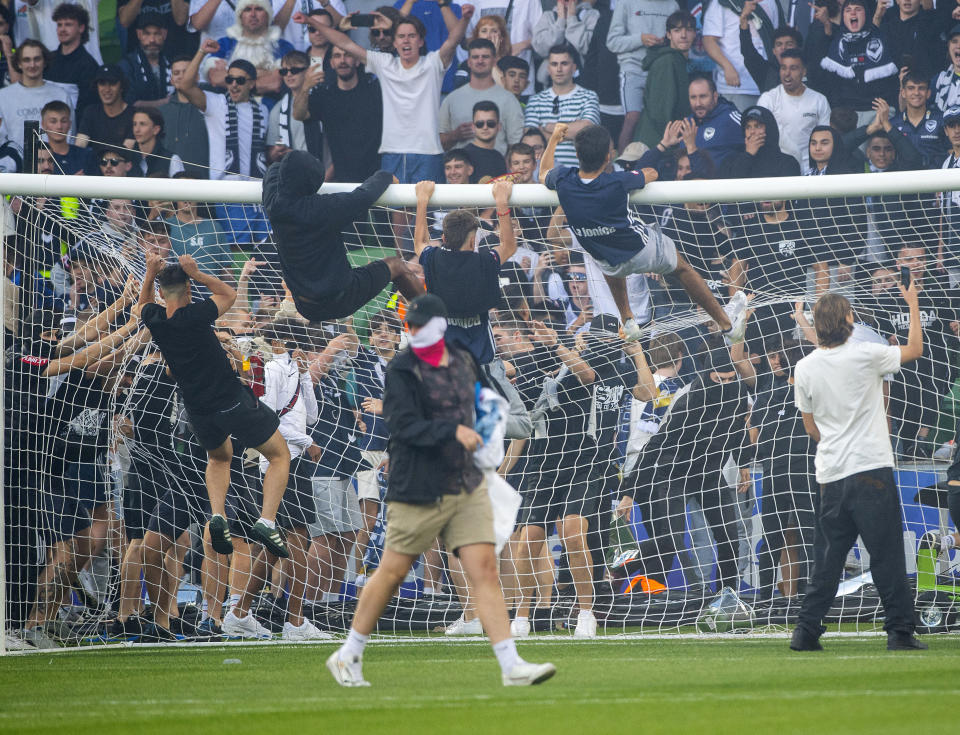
[605,0,679,76]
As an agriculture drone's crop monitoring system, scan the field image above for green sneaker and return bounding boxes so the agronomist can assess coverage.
[208,514,234,555]
[252,521,289,558]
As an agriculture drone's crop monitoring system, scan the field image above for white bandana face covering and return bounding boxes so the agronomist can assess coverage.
[408,316,448,348]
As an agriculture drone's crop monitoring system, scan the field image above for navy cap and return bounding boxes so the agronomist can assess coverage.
[94,64,125,83]
[405,293,448,326]
[944,107,960,125]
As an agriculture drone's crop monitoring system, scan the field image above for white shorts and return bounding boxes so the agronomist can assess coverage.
[307,476,363,538]
[356,450,387,502]
[619,70,647,114]
[594,225,678,278]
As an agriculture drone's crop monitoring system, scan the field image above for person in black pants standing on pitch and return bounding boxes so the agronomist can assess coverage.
[790,284,926,652]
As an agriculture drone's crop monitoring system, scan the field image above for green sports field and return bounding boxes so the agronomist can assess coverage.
[1,636,958,734]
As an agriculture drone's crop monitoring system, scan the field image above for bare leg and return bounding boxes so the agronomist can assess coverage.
[421,539,445,593]
[118,538,145,621]
[229,538,255,612]
[601,273,634,325]
[205,440,233,518]
[560,515,594,613]
[514,525,546,618]
[201,527,229,623]
[673,255,732,331]
[355,499,379,576]
[533,540,555,609]
[781,529,800,598]
[254,431,291,523]
[329,532,357,598]
[286,529,310,626]
[142,531,173,624]
[457,543,510,645]
[447,550,474,621]
[350,548,417,635]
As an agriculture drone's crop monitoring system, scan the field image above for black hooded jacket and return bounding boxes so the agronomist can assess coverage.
[261,150,393,302]
[726,106,802,179]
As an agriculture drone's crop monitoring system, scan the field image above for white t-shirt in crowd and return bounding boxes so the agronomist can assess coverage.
[365,50,446,155]
[201,90,268,179]
[756,84,831,170]
[0,81,76,148]
[25,0,103,63]
[188,0,238,41]
[794,340,902,484]
[702,0,780,97]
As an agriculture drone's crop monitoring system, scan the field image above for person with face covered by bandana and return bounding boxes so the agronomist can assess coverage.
[325,293,556,689]
[262,149,422,322]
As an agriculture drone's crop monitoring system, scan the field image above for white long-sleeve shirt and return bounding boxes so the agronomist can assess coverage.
[259,351,318,472]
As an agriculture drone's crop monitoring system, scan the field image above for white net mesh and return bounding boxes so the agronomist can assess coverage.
[4,130,960,650]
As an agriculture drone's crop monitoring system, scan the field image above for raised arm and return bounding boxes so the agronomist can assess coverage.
[437,4,474,67]
[531,320,596,385]
[413,180,435,257]
[491,180,517,263]
[139,252,164,309]
[292,65,325,121]
[623,340,657,402]
[898,278,923,363]
[177,39,219,111]
[44,312,142,377]
[58,274,137,356]
[539,122,568,184]
[294,10,367,64]
[179,254,236,316]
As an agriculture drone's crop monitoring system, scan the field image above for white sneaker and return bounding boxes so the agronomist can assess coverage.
[934,440,956,462]
[221,609,272,640]
[502,661,557,686]
[574,610,597,638]
[510,617,531,638]
[621,317,642,342]
[445,615,483,635]
[326,648,371,687]
[282,619,334,641]
[5,631,35,650]
[723,291,749,344]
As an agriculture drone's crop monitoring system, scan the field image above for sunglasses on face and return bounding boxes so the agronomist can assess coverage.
[100,157,123,166]
[371,28,392,37]
[225,75,250,85]
[567,271,587,281]
[474,120,497,129]
[279,66,307,75]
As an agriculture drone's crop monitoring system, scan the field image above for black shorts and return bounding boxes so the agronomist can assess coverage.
[187,387,280,452]
[123,458,163,541]
[521,466,599,529]
[41,458,106,543]
[228,455,317,535]
[145,439,212,541]
[293,261,392,322]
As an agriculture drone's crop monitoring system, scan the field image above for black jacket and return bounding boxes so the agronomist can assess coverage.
[382,346,490,504]
[262,150,392,303]
[726,105,802,179]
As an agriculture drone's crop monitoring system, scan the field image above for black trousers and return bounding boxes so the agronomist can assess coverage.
[797,467,915,637]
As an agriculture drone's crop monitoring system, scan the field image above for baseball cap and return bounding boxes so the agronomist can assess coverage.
[944,107,960,125]
[404,293,447,327]
[949,23,960,41]
[94,64,125,84]
[616,142,650,164]
[590,313,621,335]
[135,12,167,29]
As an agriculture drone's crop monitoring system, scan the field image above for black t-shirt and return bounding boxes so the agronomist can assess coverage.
[307,75,382,182]
[509,343,562,412]
[737,210,814,293]
[45,368,110,462]
[78,103,136,150]
[464,143,506,183]
[126,358,178,450]
[539,338,636,471]
[46,45,100,115]
[660,205,734,304]
[141,299,243,412]
[117,0,198,57]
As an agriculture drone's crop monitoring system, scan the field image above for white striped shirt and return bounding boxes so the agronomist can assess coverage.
[524,85,601,167]
[259,352,318,471]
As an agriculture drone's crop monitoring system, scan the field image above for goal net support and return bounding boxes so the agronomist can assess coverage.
[3,156,960,651]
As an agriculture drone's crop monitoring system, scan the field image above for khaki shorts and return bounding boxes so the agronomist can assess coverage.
[356,450,387,501]
[385,478,494,556]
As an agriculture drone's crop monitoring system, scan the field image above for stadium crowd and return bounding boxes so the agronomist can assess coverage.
[2,0,960,648]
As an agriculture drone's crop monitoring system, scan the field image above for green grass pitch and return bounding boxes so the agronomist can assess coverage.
[1,636,958,734]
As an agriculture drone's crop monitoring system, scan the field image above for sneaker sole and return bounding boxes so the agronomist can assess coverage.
[503,664,557,686]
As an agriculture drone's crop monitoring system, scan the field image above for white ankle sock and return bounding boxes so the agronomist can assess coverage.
[228,593,240,611]
[578,609,594,620]
[342,628,369,659]
[514,615,529,623]
[257,517,276,530]
[493,638,522,674]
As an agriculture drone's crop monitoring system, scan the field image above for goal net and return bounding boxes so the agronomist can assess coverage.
[3,133,960,651]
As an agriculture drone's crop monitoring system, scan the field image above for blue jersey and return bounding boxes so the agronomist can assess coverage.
[545,166,650,266]
[891,110,948,169]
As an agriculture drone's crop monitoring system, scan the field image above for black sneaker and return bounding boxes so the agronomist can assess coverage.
[194,618,224,641]
[887,632,928,650]
[251,520,289,558]
[169,616,199,638]
[789,627,823,651]
[208,514,234,555]
[141,622,177,643]
[107,615,149,639]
